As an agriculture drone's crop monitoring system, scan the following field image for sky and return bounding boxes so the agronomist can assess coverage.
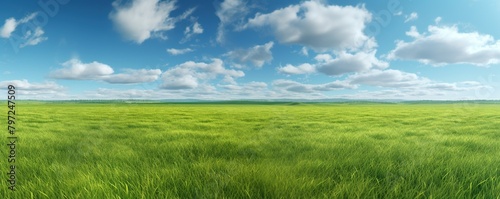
[1,0,500,100]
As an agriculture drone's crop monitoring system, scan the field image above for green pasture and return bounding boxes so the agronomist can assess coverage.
[1,102,500,198]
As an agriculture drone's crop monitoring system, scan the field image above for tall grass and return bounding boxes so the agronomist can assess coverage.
[1,102,500,198]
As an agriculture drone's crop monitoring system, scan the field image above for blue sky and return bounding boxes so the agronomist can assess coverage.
[1,0,499,100]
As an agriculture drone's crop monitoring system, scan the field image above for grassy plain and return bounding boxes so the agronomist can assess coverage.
[1,102,500,198]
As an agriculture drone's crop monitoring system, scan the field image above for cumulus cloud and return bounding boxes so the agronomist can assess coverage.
[85,88,161,99]
[225,42,274,68]
[316,51,388,76]
[242,1,388,77]
[0,79,65,98]
[348,69,429,88]
[216,0,248,43]
[244,1,371,51]
[273,68,488,97]
[49,58,161,84]
[161,59,244,90]
[340,81,489,100]
[49,59,114,80]
[424,82,486,91]
[84,87,216,100]
[0,18,18,38]
[160,67,199,89]
[405,26,420,38]
[221,81,267,90]
[346,69,488,93]
[219,81,269,96]
[0,12,47,47]
[278,63,316,75]
[0,79,64,91]
[110,0,193,43]
[388,25,500,66]
[103,69,162,84]
[404,12,418,23]
[82,82,274,100]
[279,43,387,76]
[339,89,441,100]
[272,79,355,93]
[167,48,193,55]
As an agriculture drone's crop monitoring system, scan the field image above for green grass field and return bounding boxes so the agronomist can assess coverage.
[2,102,500,198]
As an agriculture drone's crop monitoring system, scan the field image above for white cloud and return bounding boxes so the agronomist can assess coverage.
[279,43,387,76]
[110,0,193,43]
[424,82,486,91]
[405,26,421,38]
[160,59,244,90]
[167,48,193,55]
[160,67,199,89]
[348,69,430,88]
[0,13,37,38]
[316,51,388,76]
[50,59,114,80]
[272,79,355,93]
[192,22,203,34]
[388,25,500,66]
[77,74,491,100]
[0,79,65,99]
[274,68,488,96]
[83,82,271,100]
[182,22,203,42]
[225,42,274,68]
[339,82,490,100]
[86,88,162,99]
[20,27,47,48]
[0,13,47,47]
[301,47,309,56]
[103,69,162,84]
[0,79,64,91]
[49,58,161,84]
[84,87,215,100]
[339,89,442,100]
[434,17,442,24]
[219,81,269,96]
[216,0,248,43]
[278,63,315,75]
[245,1,371,51]
[347,69,488,92]
[404,12,418,23]
[0,18,17,38]
[269,68,490,100]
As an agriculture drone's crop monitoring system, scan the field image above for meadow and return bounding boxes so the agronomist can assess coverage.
[1,102,500,198]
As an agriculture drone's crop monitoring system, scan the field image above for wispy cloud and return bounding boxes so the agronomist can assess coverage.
[215,0,248,43]
[167,48,193,55]
[182,22,203,43]
[404,12,418,23]
[0,12,47,47]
